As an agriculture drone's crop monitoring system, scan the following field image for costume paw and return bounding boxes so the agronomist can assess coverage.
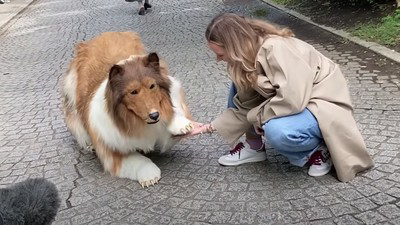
[139,178,159,188]
[85,145,95,152]
[181,122,194,134]
[168,116,193,135]
[137,163,161,188]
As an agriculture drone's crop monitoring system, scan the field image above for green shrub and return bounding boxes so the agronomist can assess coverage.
[252,9,268,17]
[272,0,397,7]
[328,0,395,7]
[350,9,400,45]
[271,0,298,5]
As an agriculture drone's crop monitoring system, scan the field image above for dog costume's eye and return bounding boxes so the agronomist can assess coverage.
[150,84,155,89]
[131,90,138,95]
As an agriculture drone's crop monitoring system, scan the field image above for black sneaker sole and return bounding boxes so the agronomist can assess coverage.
[144,3,152,10]
[138,7,146,15]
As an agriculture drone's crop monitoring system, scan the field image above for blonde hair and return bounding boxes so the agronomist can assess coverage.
[205,13,294,90]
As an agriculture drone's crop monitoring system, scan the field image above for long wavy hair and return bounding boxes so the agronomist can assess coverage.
[205,13,294,90]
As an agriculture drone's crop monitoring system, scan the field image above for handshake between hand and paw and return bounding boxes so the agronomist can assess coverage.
[175,121,214,138]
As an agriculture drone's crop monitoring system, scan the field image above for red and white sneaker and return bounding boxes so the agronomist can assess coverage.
[218,142,267,166]
[307,145,332,177]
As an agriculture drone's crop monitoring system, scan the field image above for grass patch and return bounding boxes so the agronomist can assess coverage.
[252,9,268,17]
[269,0,298,5]
[350,9,400,46]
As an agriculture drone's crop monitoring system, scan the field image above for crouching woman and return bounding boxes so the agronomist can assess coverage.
[188,13,373,182]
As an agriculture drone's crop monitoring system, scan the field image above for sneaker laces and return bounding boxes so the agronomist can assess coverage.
[308,151,324,165]
[229,142,245,157]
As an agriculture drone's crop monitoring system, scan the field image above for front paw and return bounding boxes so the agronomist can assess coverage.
[168,116,193,135]
[137,163,161,188]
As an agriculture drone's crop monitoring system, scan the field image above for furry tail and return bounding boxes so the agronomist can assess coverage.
[0,178,60,225]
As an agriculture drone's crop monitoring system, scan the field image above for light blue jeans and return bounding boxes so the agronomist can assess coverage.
[228,83,323,166]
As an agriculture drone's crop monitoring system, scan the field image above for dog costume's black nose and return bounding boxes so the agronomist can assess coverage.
[149,112,159,121]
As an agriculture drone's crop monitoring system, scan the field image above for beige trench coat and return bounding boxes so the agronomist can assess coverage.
[212,35,374,182]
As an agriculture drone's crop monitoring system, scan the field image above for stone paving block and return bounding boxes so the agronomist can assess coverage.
[291,198,319,210]
[355,211,388,225]
[377,204,400,219]
[53,220,72,225]
[309,220,335,225]
[336,189,365,201]
[329,203,359,217]
[247,201,270,213]
[351,197,379,211]
[376,175,398,188]
[305,206,332,220]
[369,192,397,205]
[229,212,257,224]
[270,200,292,211]
[386,187,400,198]
[164,207,190,219]
[334,215,364,225]
[208,211,232,224]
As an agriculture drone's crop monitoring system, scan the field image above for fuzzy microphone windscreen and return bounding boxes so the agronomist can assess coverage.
[0,178,60,225]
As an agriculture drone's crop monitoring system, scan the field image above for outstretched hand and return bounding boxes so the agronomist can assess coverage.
[172,121,209,138]
[186,122,208,136]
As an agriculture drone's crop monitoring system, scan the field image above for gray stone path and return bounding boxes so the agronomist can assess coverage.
[0,0,399,224]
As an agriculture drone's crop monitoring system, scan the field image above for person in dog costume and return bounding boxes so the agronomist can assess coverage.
[188,13,373,182]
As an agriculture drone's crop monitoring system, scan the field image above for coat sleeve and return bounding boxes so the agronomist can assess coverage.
[212,108,253,145]
[212,87,266,145]
[248,38,316,125]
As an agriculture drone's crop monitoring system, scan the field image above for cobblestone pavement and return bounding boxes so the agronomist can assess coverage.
[0,0,399,224]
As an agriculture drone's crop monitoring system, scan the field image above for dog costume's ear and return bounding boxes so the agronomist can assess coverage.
[108,65,125,110]
[109,65,124,91]
[109,64,124,80]
[146,52,160,72]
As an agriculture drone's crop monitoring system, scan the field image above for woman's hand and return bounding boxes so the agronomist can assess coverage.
[172,122,216,138]
[172,121,205,138]
[186,122,209,136]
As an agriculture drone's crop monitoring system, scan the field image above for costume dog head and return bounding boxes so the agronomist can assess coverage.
[108,53,172,124]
